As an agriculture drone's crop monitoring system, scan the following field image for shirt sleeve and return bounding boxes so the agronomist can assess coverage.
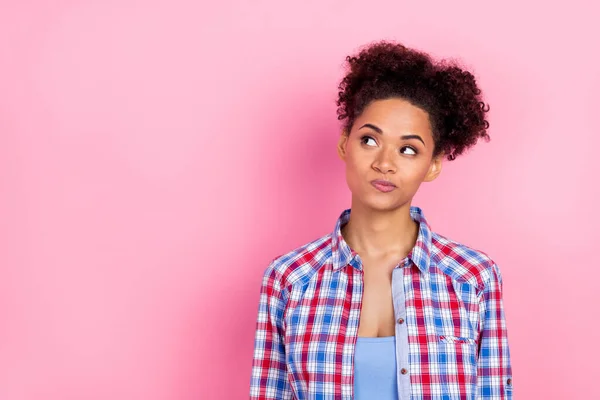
[249,261,292,399]
[476,262,513,399]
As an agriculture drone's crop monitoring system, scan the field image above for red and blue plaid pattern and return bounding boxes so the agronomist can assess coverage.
[250,206,512,399]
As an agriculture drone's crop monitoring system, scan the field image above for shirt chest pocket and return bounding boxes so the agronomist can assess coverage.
[429,336,479,395]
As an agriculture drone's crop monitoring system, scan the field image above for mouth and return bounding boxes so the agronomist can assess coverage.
[370,179,397,193]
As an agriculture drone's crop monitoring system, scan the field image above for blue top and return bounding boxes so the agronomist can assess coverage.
[353,336,398,399]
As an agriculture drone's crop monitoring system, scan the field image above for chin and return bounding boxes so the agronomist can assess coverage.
[354,192,407,212]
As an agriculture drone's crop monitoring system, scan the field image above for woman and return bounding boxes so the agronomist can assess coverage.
[250,40,512,400]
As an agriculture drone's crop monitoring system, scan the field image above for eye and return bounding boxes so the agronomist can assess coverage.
[400,146,417,155]
[360,136,377,147]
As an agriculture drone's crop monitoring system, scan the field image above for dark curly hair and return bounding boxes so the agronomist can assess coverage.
[336,41,490,161]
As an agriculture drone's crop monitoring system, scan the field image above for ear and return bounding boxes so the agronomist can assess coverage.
[337,130,349,161]
[423,153,443,182]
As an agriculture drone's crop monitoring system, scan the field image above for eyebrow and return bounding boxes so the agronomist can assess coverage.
[358,123,426,146]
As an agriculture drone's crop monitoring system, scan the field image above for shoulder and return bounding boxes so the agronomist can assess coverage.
[262,232,334,292]
[430,231,503,290]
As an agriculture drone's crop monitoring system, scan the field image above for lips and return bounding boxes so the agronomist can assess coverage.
[371,179,397,193]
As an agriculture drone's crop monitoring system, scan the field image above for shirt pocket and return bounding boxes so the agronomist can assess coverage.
[432,334,479,393]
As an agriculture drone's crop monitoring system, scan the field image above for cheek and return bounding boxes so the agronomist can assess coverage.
[416,161,434,180]
[344,156,366,189]
[344,153,369,178]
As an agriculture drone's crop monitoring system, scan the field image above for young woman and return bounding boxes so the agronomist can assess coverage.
[250,40,513,400]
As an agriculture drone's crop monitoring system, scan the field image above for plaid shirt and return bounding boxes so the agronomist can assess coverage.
[250,206,513,399]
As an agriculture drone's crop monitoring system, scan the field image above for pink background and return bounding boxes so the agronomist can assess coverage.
[1,1,598,399]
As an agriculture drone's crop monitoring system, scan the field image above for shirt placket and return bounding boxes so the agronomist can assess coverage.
[392,260,412,399]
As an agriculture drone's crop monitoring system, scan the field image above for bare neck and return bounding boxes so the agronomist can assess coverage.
[341,201,419,260]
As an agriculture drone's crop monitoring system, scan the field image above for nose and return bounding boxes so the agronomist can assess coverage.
[372,147,396,174]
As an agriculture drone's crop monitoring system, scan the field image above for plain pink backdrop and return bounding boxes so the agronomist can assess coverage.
[1,1,598,399]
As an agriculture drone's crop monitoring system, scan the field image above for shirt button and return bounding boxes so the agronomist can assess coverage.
[507,378,512,385]
[397,318,405,324]
[400,368,408,375]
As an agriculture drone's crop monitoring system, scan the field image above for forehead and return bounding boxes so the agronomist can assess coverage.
[355,98,433,140]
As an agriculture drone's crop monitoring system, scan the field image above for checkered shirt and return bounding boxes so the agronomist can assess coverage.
[250,206,513,399]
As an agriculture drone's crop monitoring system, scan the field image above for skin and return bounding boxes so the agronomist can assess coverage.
[336,97,444,337]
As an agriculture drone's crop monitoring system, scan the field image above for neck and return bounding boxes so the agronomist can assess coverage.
[341,200,419,259]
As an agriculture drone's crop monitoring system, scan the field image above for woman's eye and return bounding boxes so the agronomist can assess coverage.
[361,136,377,146]
[401,146,417,155]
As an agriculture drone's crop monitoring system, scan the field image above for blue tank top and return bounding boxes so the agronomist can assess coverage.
[353,336,398,399]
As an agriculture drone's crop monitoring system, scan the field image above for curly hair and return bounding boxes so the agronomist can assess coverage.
[336,41,490,161]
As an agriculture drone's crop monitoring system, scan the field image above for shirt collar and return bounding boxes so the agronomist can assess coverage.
[331,206,433,274]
